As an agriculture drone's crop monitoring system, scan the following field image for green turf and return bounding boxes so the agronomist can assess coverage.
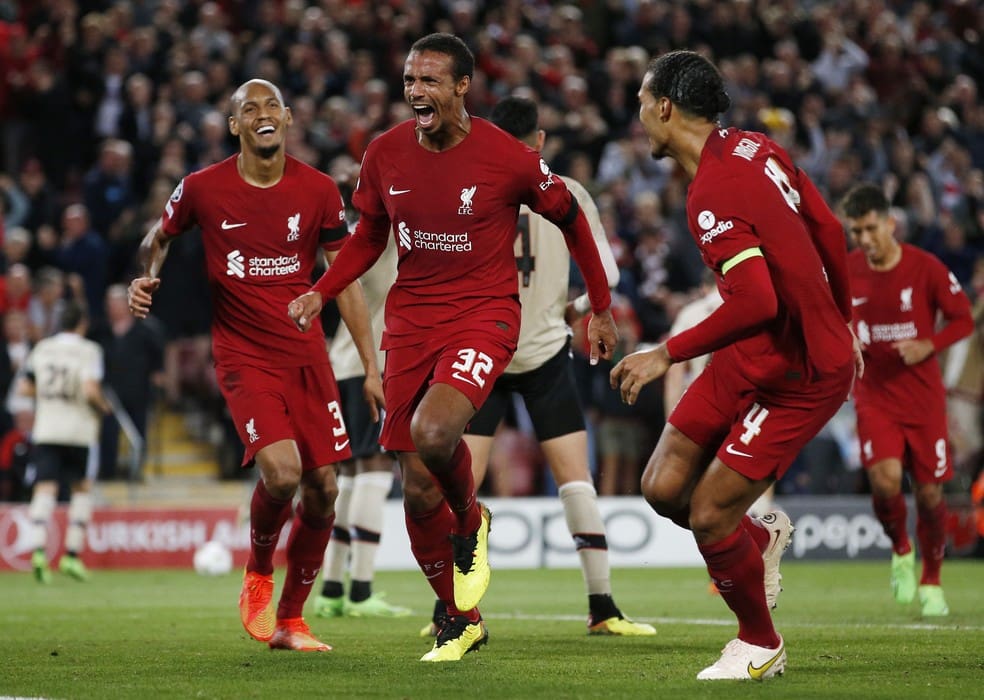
[1,560,981,698]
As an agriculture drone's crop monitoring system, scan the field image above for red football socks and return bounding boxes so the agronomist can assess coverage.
[741,514,770,553]
[406,500,456,603]
[699,527,780,649]
[872,493,912,555]
[431,440,481,535]
[247,480,293,576]
[916,501,947,585]
[277,504,333,620]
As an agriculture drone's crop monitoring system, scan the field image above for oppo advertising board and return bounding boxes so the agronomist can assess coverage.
[0,496,975,572]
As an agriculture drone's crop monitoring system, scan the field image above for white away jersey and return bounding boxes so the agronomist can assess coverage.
[25,333,104,446]
[330,234,398,380]
[509,176,618,373]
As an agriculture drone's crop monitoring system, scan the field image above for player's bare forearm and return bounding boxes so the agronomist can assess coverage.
[663,362,687,417]
[610,343,672,406]
[85,381,112,416]
[361,373,384,423]
[587,309,618,365]
[335,278,380,382]
[849,325,865,380]
[137,219,170,279]
[129,219,169,318]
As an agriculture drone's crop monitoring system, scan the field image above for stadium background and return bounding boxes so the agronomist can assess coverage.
[0,0,982,568]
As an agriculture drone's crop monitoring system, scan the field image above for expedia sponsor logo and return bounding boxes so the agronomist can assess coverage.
[698,215,734,244]
[537,158,555,190]
[396,221,472,253]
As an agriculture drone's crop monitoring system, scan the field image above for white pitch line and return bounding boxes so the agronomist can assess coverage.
[481,611,984,632]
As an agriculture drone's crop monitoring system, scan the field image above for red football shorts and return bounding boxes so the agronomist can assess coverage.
[215,362,352,470]
[380,322,518,453]
[669,348,853,481]
[855,403,952,484]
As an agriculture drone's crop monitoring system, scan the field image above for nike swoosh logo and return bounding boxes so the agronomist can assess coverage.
[725,442,754,458]
[388,186,411,195]
[451,371,479,388]
[747,644,784,680]
[851,297,868,306]
[301,577,317,585]
[424,571,442,579]
[334,439,350,451]
[221,220,247,230]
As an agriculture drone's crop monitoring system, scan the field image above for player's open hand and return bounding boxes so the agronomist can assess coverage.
[288,291,324,332]
[362,370,385,423]
[610,343,672,406]
[587,309,618,365]
[127,277,160,319]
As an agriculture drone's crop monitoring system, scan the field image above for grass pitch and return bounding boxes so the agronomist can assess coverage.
[1,560,981,699]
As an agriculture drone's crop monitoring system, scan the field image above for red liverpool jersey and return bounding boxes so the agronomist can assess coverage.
[161,155,348,367]
[352,118,579,348]
[686,127,853,386]
[848,243,972,419]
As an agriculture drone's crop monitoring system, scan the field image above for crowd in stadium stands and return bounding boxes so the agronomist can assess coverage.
[0,0,982,499]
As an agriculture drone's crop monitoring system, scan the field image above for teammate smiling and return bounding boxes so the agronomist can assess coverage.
[129,79,381,652]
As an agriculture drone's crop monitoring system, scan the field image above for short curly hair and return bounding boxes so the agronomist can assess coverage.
[839,183,890,219]
[410,33,474,82]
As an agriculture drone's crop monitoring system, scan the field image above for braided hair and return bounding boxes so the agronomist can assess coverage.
[645,51,731,120]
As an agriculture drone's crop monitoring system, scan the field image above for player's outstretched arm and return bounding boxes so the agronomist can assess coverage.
[128,218,169,319]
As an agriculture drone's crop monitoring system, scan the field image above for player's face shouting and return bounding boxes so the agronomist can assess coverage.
[404,50,468,137]
[230,82,292,159]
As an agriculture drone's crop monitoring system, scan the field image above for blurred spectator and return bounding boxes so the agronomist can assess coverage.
[94,284,164,480]
[0,261,31,314]
[94,45,129,139]
[82,138,134,239]
[810,14,869,95]
[3,307,30,375]
[117,73,157,198]
[16,158,57,237]
[0,170,29,231]
[0,408,31,502]
[923,210,981,289]
[41,203,108,319]
[27,265,65,342]
[2,226,31,268]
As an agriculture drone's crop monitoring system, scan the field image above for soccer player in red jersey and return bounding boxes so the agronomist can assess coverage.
[611,51,863,680]
[288,34,617,662]
[127,79,382,652]
[841,183,972,617]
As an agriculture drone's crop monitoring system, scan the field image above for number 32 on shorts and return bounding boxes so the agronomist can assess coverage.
[451,348,493,389]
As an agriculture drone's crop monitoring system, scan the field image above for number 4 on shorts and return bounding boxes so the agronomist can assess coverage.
[740,403,770,446]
